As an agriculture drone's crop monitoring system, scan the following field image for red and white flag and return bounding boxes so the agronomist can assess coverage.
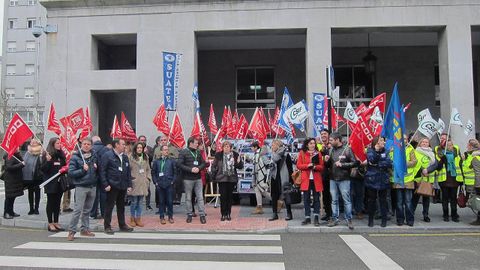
[153,104,170,135]
[110,115,122,140]
[322,99,343,130]
[121,112,137,142]
[1,113,34,158]
[79,107,93,140]
[60,108,85,134]
[248,108,267,146]
[259,107,271,137]
[232,109,240,130]
[190,113,210,146]
[235,114,249,140]
[208,104,218,135]
[226,106,236,138]
[169,113,186,148]
[47,103,62,136]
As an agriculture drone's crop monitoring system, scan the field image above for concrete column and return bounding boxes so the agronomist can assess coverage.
[306,26,331,136]
[438,24,474,149]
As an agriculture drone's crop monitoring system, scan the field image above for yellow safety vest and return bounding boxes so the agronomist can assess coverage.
[414,150,435,183]
[462,153,475,186]
[434,145,463,183]
[390,145,417,184]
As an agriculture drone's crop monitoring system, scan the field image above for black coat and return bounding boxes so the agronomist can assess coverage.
[100,149,132,190]
[2,152,25,198]
[41,150,67,194]
[177,147,207,180]
[211,151,243,183]
[68,151,98,187]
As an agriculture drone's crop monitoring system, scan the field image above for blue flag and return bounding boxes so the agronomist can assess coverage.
[192,84,200,113]
[381,83,407,185]
[278,87,294,133]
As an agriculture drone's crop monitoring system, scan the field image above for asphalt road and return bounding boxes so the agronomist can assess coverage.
[0,226,479,270]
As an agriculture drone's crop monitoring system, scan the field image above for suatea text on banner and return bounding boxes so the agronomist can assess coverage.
[163,52,181,111]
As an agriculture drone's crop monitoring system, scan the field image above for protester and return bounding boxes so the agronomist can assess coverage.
[90,135,108,219]
[138,135,154,211]
[191,140,209,217]
[153,135,182,206]
[67,138,98,241]
[325,132,358,230]
[127,142,152,227]
[42,137,67,232]
[2,148,25,219]
[317,129,333,221]
[22,139,43,215]
[211,141,243,221]
[251,141,271,215]
[436,138,462,222]
[466,139,480,225]
[177,137,207,224]
[365,137,392,227]
[152,145,176,224]
[100,139,134,234]
[297,138,324,226]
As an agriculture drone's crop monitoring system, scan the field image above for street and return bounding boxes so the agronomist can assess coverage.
[0,227,479,269]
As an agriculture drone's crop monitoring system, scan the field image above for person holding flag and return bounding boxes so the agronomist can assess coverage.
[2,147,25,220]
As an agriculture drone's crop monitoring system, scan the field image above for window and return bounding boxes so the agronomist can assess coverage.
[9,0,18,6]
[19,112,34,126]
[236,67,275,109]
[37,111,44,126]
[8,19,17,29]
[333,65,373,100]
[27,18,37,29]
[7,41,16,52]
[24,88,34,99]
[26,41,36,51]
[28,0,37,5]
[5,89,15,99]
[6,65,16,75]
[25,64,35,75]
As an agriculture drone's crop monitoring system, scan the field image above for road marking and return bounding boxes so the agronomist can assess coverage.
[340,235,403,270]
[16,242,283,254]
[369,233,480,237]
[50,232,281,241]
[0,256,285,270]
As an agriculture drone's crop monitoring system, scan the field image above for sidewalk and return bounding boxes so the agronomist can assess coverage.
[1,191,479,233]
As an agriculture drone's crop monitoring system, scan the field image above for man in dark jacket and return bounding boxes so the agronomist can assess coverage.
[100,139,133,234]
[177,137,207,224]
[67,138,98,241]
[152,145,176,224]
[90,136,109,219]
[324,132,359,230]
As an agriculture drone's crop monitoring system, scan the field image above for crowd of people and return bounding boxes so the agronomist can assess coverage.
[1,129,480,240]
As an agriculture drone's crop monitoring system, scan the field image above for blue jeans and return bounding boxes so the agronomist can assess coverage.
[395,189,414,224]
[351,180,365,214]
[330,180,352,221]
[303,180,320,218]
[129,196,143,218]
[158,185,173,219]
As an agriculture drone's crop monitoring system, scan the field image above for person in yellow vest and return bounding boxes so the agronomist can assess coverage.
[436,138,463,222]
[412,137,438,223]
[463,139,480,225]
[393,134,418,226]
[318,129,333,221]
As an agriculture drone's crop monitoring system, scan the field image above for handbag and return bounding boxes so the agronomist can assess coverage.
[58,175,75,192]
[457,185,467,208]
[283,183,302,205]
[291,152,304,186]
[415,181,434,197]
[467,194,480,213]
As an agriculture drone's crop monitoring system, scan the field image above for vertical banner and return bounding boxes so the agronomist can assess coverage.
[312,93,326,132]
[162,52,182,111]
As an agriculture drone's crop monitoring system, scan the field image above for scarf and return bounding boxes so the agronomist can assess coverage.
[445,151,457,176]
[223,152,235,176]
[415,147,435,166]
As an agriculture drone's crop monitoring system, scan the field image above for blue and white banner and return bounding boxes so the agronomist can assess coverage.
[312,93,326,133]
[278,87,294,132]
[163,52,182,111]
[192,84,200,112]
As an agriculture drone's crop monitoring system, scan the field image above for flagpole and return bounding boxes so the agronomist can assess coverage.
[407,129,419,146]
[326,67,332,133]
[75,142,86,163]
[445,122,452,155]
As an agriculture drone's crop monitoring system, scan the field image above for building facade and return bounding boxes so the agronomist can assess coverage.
[1,0,47,135]
[39,0,480,147]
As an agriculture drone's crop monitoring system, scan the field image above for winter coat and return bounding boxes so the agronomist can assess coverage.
[2,152,25,198]
[128,155,151,196]
[152,156,176,188]
[100,149,133,190]
[22,145,43,185]
[271,146,293,195]
[41,150,67,194]
[153,144,179,160]
[177,147,206,180]
[296,150,324,192]
[68,151,98,187]
[471,150,480,188]
[211,151,243,183]
[365,148,393,190]
[253,147,270,186]
[325,144,359,181]
[92,141,109,167]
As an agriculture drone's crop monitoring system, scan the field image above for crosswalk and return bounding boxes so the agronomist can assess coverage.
[0,232,286,270]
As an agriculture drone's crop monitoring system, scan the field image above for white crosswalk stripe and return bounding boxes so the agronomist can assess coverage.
[1,232,286,270]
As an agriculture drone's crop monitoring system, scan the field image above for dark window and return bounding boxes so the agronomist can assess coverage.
[333,65,373,100]
[236,67,275,109]
[93,34,137,70]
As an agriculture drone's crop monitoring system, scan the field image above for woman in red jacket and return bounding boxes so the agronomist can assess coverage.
[296,137,324,226]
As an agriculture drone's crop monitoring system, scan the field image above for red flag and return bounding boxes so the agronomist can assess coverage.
[121,112,137,142]
[355,103,368,116]
[110,115,122,140]
[271,107,285,137]
[208,104,218,135]
[153,104,170,135]
[359,93,387,120]
[220,106,228,137]
[267,109,274,137]
[59,135,73,163]
[1,113,34,158]
[235,114,249,140]
[169,113,185,148]
[259,107,271,137]
[190,113,210,146]
[349,132,367,162]
[79,107,92,140]
[47,103,62,136]
[248,108,267,146]
[60,108,84,134]
[226,106,236,138]
[322,99,342,130]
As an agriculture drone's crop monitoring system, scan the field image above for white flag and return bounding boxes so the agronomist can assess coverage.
[418,116,438,139]
[343,101,358,123]
[371,106,383,124]
[464,120,474,136]
[436,118,446,134]
[417,109,432,126]
[284,101,309,127]
[332,86,340,103]
[450,108,463,126]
